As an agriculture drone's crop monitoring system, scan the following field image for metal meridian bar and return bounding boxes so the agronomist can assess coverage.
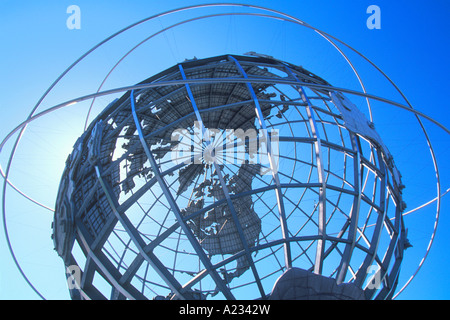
[282,64,327,275]
[336,133,362,284]
[227,55,292,270]
[354,143,388,288]
[365,152,402,299]
[129,89,235,300]
[299,88,327,275]
[177,63,266,298]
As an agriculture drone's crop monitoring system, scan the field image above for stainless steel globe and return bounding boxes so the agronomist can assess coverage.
[52,54,407,300]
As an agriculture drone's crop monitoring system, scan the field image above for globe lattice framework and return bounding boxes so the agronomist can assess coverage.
[52,54,407,300]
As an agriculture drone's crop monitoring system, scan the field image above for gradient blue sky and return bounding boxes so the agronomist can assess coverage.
[0,0,449,300]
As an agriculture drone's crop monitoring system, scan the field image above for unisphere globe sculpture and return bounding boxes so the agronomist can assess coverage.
[52,54,408,300]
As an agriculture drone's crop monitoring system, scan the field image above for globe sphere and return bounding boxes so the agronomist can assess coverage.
[52,54,407,300]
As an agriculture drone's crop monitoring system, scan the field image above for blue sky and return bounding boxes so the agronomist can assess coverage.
[0,0,449,299]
